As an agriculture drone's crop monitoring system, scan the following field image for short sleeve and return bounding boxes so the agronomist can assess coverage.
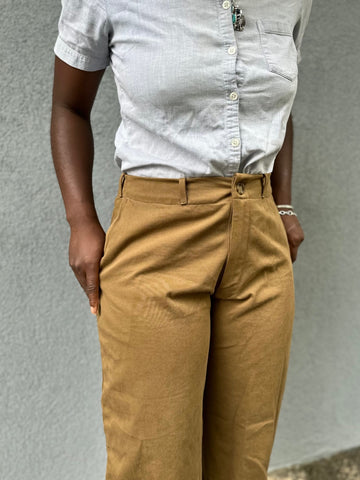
[54,0,110,72]
[293,0,313,64]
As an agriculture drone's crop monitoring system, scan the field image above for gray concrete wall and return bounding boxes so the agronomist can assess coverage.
[1,1,359,478]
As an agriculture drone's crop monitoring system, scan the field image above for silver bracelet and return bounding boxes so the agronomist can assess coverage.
[278,210,297,216]
[276,204,293,209]
[276,204,297,216]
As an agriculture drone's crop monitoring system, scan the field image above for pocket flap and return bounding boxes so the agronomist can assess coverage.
[257,19,293,36]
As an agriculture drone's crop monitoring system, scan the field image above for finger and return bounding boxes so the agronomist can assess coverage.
[85,263,100,315]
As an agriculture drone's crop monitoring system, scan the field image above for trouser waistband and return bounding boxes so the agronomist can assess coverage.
[117,172,272,204]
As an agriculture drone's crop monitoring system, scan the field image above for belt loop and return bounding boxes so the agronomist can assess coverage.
[179,177,188,205]
[119,172,126,198]
[261,174,266,199]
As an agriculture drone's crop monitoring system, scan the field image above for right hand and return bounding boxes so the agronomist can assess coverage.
[68,218,106,316]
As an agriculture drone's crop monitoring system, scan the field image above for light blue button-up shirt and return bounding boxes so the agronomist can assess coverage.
[54,0,313,178]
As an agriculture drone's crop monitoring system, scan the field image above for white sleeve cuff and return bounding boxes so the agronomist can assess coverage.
[54,35,110,72]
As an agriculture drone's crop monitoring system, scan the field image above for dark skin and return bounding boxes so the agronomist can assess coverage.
[50,57,106,316]
[50,56,304,316]
[270,113,305,262]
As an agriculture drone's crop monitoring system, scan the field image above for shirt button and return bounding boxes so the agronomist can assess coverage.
[222,0,231,9]
[228,45,236,55]
[231,138,240,147]
[230,91,238,100]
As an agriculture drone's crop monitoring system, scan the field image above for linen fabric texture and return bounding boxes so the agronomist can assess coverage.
[53,0,313,177]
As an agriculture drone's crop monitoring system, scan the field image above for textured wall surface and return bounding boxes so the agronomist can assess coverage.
[1,1,359,479]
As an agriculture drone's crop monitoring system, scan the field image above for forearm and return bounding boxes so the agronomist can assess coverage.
[270,112,293,205]
[50,104,98,227]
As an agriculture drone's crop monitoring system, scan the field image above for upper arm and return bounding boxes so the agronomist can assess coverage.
[52,0,110,116]
[52,57,106,118]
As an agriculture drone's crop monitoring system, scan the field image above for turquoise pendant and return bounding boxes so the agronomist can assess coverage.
[231,2,246,31]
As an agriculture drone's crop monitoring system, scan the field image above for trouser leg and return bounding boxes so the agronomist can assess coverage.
[96,175,230,480]
[202,175,295,480]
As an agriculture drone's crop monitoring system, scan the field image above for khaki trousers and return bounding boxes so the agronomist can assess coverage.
[97,172,295,480]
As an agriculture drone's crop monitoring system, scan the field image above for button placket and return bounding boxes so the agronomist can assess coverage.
[227,42,240,161]
[219,0,242,175]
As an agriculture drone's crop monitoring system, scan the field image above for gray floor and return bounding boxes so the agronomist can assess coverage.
[268,446,360,480]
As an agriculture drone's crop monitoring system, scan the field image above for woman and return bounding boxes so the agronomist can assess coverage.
[50,0,311,478]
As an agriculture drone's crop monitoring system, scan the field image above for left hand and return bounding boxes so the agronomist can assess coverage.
[281,214,305,263]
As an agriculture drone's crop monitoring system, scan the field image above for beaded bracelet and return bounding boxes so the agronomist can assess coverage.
[276,204,297,216]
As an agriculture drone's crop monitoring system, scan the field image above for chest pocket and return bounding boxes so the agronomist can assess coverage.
[256,19,298,82]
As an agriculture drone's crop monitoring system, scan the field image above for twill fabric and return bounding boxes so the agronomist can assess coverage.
[53,0,313,177]
[96,172,295,479]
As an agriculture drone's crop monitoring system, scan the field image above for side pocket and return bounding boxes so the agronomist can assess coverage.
[100,195,124,265]
[266,195,294,281]
[268,195,290,248]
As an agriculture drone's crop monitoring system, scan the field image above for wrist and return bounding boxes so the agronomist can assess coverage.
[270,178,291,205]
[271,191,291,204]
[276,204,297,217]
[66,207,99,229]
[276,204,293,209]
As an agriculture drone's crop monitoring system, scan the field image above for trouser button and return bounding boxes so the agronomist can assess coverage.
[236,182,245,195]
